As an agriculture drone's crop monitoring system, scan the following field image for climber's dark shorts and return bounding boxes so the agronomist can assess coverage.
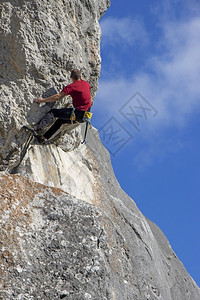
[50,108,85,123]
[43,108,85,140]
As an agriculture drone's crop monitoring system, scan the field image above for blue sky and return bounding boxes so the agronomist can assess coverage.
[92,0,200,286]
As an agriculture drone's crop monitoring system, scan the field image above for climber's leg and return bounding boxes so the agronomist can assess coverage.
[43,119,71,140]
[49,108,73,120]
[35,108,73,132]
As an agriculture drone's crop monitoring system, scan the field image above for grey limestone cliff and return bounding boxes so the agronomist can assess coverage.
[0,1,200,300]
[0,0,109,168]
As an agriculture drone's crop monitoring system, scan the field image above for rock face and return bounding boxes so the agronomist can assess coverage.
[0,174,110,299]
[1,130,200,300]
[0,0,110,169]
[0,1,200,300]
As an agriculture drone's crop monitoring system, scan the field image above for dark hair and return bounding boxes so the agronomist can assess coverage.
[70,69,81,80]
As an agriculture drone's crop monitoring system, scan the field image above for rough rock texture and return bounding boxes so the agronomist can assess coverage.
[0,129,200,300]
[0,174,111,300]
[0,1,200,300]
[0,0,110,169]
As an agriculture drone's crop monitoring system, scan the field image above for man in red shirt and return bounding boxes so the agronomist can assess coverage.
[33,69,91,141]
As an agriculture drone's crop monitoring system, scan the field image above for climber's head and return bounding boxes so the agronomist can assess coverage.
[70,69,81,81]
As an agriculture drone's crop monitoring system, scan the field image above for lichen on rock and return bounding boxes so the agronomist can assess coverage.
[0,174,111,299]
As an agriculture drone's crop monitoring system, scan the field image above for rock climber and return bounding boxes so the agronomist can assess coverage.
[33,69,91,142]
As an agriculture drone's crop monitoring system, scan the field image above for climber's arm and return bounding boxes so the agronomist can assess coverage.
[34,92,65,103]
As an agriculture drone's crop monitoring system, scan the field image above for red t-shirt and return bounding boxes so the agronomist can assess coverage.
[61,80,91,111]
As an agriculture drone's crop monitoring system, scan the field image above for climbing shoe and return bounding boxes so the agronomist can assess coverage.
[34,135,47,144]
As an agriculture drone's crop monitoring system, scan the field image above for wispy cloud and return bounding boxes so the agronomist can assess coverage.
[146,17,200,121]
[94,4,200,168]
[151,0,200,23]
[132,138,185,172]
[100,17,149,48]
[96,15,200,129]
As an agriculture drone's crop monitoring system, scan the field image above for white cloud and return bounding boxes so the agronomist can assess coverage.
[132,138,184,172]
[94,13,200,171]
[96,16,200,130]
[100,17,149,48]
[150,0,200,24]
[149,17,200,118]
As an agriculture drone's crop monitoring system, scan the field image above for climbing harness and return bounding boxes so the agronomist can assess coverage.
[9,107,93,173]
[69,107,93,144]
[82,111,93,123]
[70,107,76,124]
[81,110,93,144]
